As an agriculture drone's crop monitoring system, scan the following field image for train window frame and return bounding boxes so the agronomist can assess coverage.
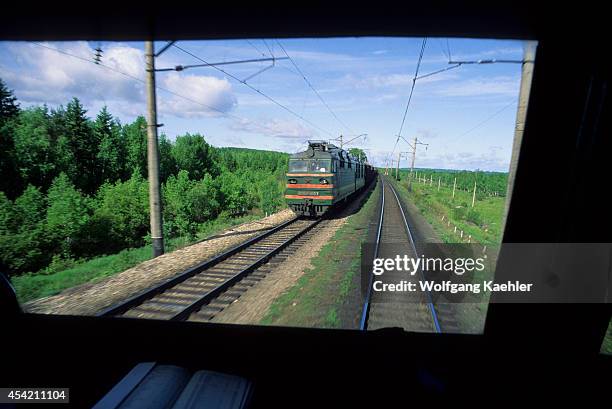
[1,14,609,356]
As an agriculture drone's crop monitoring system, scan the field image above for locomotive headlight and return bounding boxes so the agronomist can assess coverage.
[288,179,297,184]
[319,178,329,184]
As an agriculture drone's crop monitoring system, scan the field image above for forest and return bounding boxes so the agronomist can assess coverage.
[405,168,509,197]
[0,79,289,279]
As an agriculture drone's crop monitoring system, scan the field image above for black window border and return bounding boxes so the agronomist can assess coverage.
[2,1,610,360]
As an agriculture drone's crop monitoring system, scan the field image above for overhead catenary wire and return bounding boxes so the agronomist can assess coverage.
[172,43,334,138]
[275,40,355,135]
[388,37,427,164]
[397,37,427,139]
[29,42,299,138]
[245,39,267,57]
[262,39,274,58]
[447,99,516,144]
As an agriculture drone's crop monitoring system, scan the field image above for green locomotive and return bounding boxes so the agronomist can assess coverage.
[285,140,375,216]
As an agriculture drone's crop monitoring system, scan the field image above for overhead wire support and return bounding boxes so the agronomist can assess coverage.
[448,58,529,65]
[154,41,176,57]
[172,43,335,138]
[154,56,289,73]
[415,63,462,81]
[275,40,355,135]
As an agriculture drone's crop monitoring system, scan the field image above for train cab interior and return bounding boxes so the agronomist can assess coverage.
[1,2,611,407]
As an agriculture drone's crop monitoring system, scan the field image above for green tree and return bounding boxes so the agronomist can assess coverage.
[163,171,221,238]
[45,173,91,258]
[0,186,48,274]
[0,80,22,198]
[47,106,77,182]
[123,116,148,179]
[216,171,254,216]
[93,172,149,249]
[189,174,220,222]
[0,192,15,238]
[172,133,219,180]
[159,133,177,183]
[348,148,367,162]
[163,170,196,238]
[13,107,56,190]
[64,98,97,193]
[0,78,19,124]
[259,176,283,215]
[14,185,46,230]
[95,106,125,183]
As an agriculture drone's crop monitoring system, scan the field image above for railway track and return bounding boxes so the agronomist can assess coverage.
[97,217,323,322]
[361,176,447,333]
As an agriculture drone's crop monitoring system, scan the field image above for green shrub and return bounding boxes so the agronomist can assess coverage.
[93,172,149,250]
[466,208,483,226]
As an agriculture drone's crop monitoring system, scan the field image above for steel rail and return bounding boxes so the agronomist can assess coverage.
[170,218,321,321]
[96,217,300,317]
[359,176,385,330]
[387,181,442,333]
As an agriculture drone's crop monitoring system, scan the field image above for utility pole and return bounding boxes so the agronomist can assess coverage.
[396,152,401,180]
[142,40,287,258]
[502,41,537,231]
[398,135,428,189]
[145,41,164,257]
[332,133,367,150]
[410,136,417,177]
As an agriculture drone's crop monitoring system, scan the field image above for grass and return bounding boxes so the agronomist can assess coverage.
[391,174,506,246]
[388,175,504,334]
[11,213,264,304]
[260,182,380,328]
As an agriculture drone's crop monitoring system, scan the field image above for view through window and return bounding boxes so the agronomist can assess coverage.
[0,37,546,334]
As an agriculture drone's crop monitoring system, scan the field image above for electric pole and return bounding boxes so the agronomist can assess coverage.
[396,152,401,180]
[398,135,428,189]
[502,41,537,230]
[145,41,164,257]
[142,40,288,258]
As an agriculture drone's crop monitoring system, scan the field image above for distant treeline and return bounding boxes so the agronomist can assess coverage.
[398,168,509,197]
[0,79,288,276]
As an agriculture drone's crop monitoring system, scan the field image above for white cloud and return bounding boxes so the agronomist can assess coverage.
[337,69,458,91]
[415,151,510,172]
[230,117,318,141]
[434,76,520,97]
[158,72,236,118]
[0,42,238,120]
[1,42,145,108]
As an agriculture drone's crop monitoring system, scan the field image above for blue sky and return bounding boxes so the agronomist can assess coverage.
[0,37,526,171]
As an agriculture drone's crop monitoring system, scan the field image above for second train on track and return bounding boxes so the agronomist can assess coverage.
[285,140,376,217]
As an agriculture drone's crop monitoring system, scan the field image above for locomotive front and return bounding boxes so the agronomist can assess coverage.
[285,141,336,217]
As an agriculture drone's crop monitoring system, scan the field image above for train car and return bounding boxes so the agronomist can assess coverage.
[285,140,375,216]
